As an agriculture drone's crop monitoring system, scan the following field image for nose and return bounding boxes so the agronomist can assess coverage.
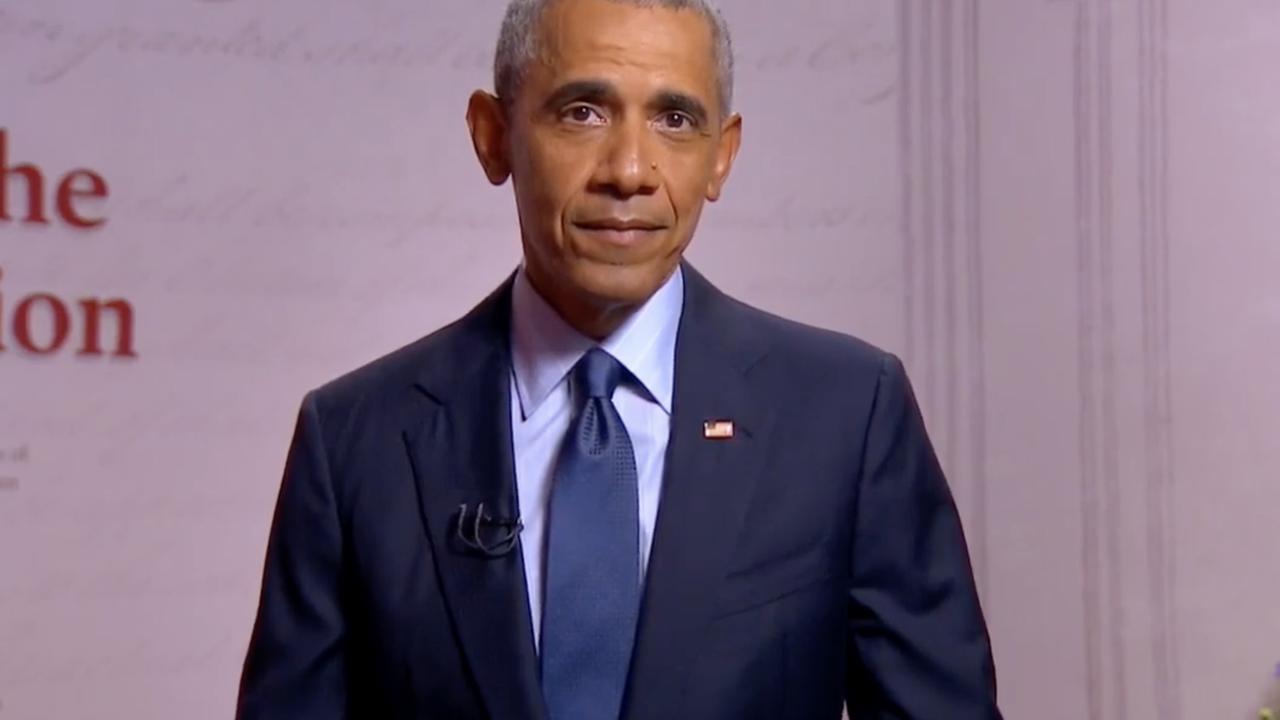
[589,116,660,199]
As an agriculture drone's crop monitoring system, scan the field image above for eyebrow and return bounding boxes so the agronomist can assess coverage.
[541,79,712,126]
[541,79,616,114]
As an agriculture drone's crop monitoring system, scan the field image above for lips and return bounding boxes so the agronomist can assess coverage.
[574,219,666,232]
[572,218,667,247]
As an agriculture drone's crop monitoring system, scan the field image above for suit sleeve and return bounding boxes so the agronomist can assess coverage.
[238,391,349,719]
[844,353,1001,719]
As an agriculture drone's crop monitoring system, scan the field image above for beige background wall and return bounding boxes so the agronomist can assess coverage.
[1,1,1276,717]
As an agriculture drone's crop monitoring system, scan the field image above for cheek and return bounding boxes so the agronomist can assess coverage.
[665,172,710,223]
[523,147,592,219]
[663,151,718,209]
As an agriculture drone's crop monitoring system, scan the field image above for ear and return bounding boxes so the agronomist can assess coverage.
[466,90,511,186]
[705,112,743,202]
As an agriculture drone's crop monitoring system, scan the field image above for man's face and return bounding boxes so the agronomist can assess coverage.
[489,0,740,318]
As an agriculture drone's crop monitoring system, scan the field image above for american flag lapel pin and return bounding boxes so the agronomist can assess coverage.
[703,419,735,439]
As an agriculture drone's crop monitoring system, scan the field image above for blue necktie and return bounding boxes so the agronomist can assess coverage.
[540,348,641,720]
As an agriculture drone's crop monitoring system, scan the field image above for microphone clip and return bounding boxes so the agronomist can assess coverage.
[453,502,523,558]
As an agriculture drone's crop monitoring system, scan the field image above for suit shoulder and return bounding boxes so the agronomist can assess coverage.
[725,294,891,378]
[305,315,471,419]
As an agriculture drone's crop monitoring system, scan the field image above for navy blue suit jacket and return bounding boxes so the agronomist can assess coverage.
[238,264,1001,719]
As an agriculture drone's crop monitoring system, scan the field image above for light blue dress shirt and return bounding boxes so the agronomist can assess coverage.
[509,265,684,650]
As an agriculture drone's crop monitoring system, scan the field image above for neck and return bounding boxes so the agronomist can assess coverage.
[524,270,639,341]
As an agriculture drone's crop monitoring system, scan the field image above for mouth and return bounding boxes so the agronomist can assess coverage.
[572,219,668,247]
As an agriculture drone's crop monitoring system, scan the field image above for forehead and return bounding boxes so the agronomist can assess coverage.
[531,0,718,97]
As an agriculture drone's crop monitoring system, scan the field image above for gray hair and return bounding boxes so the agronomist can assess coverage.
[493,0,735,116]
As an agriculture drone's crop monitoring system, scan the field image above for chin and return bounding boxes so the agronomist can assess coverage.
[571,259,672,307]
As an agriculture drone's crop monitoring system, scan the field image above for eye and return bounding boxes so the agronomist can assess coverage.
[658,111,697,132]
[561,104,606,125]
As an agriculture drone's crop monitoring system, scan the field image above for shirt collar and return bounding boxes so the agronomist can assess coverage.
[510,265,684,420]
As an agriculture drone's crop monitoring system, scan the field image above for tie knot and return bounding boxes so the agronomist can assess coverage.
[573,348,624,400]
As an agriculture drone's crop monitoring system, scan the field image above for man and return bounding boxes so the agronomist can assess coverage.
[237,0,1001,717]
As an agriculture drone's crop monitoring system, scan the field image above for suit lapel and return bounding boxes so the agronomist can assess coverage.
[622,264,776,719]
[402,278,547,720]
